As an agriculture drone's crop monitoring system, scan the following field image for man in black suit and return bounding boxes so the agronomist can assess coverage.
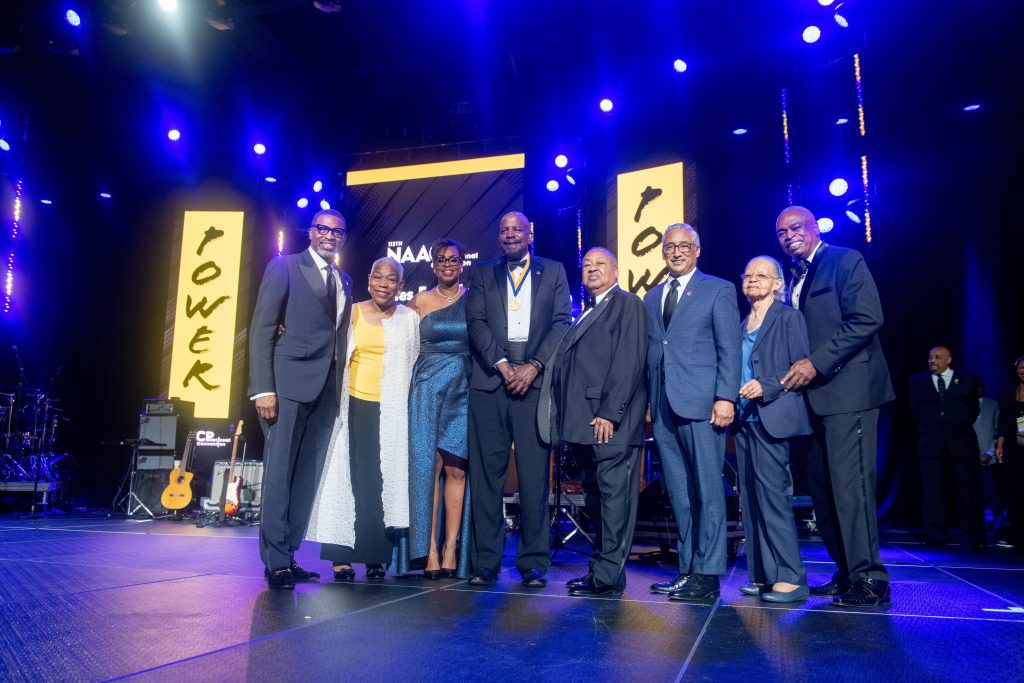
[538,247,647,598]
[466,211,571,587]
[776,205,894,608]
[249,209,353,589]
[909,346,985,548]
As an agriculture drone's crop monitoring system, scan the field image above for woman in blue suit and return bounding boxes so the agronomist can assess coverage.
[735,256,813,602]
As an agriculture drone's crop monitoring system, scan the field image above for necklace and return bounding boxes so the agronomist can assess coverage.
[435,285,461,303]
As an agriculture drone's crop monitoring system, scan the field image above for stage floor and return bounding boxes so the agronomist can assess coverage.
[0,515,1022,682]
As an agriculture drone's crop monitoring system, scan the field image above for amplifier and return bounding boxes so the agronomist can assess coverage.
[136,453,175,470]
[206,460,263,509]
[144,398,195,417]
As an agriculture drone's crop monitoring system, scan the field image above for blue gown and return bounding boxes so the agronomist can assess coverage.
[395,297,472,577]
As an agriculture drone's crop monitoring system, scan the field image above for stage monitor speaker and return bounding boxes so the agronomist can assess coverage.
[208,460,263,510]
[138,414,190,454]
[136,453,175,470]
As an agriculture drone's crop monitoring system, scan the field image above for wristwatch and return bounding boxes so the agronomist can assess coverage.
[528,359,544,374]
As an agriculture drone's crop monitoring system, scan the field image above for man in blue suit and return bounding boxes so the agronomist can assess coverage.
[249,209,353,589]
[645,223,741,601]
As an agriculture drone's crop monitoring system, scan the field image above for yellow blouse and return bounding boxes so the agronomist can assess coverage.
[348,305,385,402]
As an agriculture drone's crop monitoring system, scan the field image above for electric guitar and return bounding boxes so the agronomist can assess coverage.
[160,430,196,510]
[223,420,244,516]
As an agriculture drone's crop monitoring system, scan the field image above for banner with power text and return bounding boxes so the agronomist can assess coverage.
[616,162,685,296]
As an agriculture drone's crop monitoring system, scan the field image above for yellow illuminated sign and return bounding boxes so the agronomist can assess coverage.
[616,162,685,296]
[346,153,526,186]
[168,211,244,419]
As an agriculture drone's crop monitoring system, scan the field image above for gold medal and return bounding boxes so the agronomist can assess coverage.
[509,298,521,311]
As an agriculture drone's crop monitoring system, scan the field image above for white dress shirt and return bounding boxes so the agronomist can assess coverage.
[507,263,532,342]
[791,240,823,310]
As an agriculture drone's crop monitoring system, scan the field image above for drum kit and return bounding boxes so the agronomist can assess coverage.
[0,351,70,513]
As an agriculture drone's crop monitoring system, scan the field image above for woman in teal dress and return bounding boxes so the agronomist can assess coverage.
[406,238,471,578]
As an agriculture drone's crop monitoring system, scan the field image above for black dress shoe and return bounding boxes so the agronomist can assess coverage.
[569,581,622,598]
[567,572,595,589]
[468,570,496,586]
[739,583,767,596]
[333,566,355,582]
[521,569,547,588]
[668,574,720,601]
[650,574,690,595]
[809,579,850,597]
[266,567,295,590]
[366,564,386,581]
[291,563,320,582]
[833,578,890,608]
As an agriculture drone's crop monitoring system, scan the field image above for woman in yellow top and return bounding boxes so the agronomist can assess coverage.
[306,257,419,581]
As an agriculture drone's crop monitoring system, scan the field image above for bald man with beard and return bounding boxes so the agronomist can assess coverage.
[775,205,895,608]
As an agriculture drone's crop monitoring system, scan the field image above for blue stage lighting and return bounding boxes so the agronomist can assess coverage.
[802,26,821,44]
[829,178,849,196]
[297,197,309,208]
[312,180,323,193]
[845,210,861,224]
[159,0,177,12]
[40,199,53,205]
[320,199,331,210]
[66,10,82,27]
[546,180,559,192]
[554,154,568,168]
[818,217,835,233]
[732,128,748,136]
[99,192,112,199]
[673,59,688,73]
[253,143,267,155]
[818,0,835,6]
[565,172,576,186]
[834,13,849,28]
[264,177,277,183]
[0,139,9,152]
[599,98,614,113]
[963,104,981,112]
[167,128,181,141]
[835,117,850,125]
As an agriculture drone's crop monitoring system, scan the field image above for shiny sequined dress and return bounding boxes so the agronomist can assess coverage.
[404,297,471,577]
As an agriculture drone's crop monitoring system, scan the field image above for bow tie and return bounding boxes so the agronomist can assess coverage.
[508,259,528,269]
[790,259,810,280]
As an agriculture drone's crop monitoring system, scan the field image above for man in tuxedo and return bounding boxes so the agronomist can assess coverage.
[776,205,894,608]
[249,209,353,589]
[466,211,571,587]
[909,346,985,548]
[538,247,647,598]
[644,224,741,602]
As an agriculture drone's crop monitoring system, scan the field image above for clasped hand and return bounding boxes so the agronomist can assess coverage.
[498,361,538,396]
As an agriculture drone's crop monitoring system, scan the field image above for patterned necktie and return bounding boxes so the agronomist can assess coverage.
[325,265,337,321]
[788,259,810,306]
[663,280,680,329]
[936,374,947,396]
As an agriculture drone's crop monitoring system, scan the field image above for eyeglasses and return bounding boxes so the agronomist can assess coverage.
[741,273,779,283]
[434,256,463,266]
[663,242,696,254]
[312,224,346,238]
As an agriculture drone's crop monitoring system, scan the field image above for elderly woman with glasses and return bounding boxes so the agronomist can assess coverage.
[307,257,419,582]
[734,255,813,602]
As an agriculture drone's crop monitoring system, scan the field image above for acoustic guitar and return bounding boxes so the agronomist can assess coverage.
[160,430,196,510]
[223,420,244,516]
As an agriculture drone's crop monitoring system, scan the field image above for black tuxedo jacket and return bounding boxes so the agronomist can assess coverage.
[538,286,647,447]
[793,242,895,416]
[909,371,981,459]
[465,254,571,392]
[248,249,353,403]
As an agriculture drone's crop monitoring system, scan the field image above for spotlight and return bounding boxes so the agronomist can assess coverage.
[835,117,850,125]
[673,59,688,73]
[40,199,53,205]
[546,180,559,192]
[802,26,822,44]
[99,192,112,199]
[732,128,748,136]
[554,154,568,168]
[319,199,331,210]
[264,177,277,183]
[845,210,862,224]
[818,217,835,233]
[828,178,849,196]
[312,180,323,193]
[313,0,342,11]
[65,9,82,27]
[0,139,9,152]
[297,197,309,208]
[834,13,849,28]
[565,170,576,186]
[207,1,235,32]
[818,0,835,5]
[253,143,266,155]
[159,0,177,12]
[963,104,981,112]
[599,98,614,113]
[167,128,181,141]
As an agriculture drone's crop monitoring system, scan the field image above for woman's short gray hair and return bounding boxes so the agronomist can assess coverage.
[371,257,404,281]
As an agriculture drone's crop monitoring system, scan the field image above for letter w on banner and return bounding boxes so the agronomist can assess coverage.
[616,162,685,296]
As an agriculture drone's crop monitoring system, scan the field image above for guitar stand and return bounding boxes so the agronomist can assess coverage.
[550,443,593,559]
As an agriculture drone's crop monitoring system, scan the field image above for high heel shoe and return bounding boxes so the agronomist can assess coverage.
[333,566,355,583]
[366,564,386,581]
[440,568,458,579]
[423,569,441,580]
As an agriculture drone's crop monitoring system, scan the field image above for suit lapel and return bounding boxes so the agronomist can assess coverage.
[564,286,615,352]
[666,270,700,333]
[529,255,544,329]
[801,242,829,304]
[493,260,508,316]
[649,281,667,335]
[299,250,333,319]
[750,300,781,354]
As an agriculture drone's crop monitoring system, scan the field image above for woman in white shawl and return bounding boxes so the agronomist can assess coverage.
[306,257,418,581]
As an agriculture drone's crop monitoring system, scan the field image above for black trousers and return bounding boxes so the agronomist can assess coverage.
[468,386,550,576]
[258,363,337,572]
[920,455,984,544]
[806,408,888,583]
[574,442,642,589]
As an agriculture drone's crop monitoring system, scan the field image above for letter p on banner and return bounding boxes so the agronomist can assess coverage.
[168,211,244,418]
[616,162,685,296]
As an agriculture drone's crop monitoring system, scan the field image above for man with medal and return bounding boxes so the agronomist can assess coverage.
[465,211,571,588]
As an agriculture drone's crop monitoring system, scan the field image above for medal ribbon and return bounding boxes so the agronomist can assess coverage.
[506,255,531,299]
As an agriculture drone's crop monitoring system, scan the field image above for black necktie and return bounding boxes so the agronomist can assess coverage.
[508,258,528,270]
[325,265,337,321]
[788,259,809,306]
[936,374,947,396]
[663,280,680,329]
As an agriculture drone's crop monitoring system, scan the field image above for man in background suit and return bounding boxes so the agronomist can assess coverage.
[249,209,353,589]
[645,224,741,602]
[538,247,647,598]
[776,205,894,608]
[909,346,985,548]
[466,211,571,588]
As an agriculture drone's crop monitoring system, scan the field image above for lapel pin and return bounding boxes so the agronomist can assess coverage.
[686,291,693,296]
